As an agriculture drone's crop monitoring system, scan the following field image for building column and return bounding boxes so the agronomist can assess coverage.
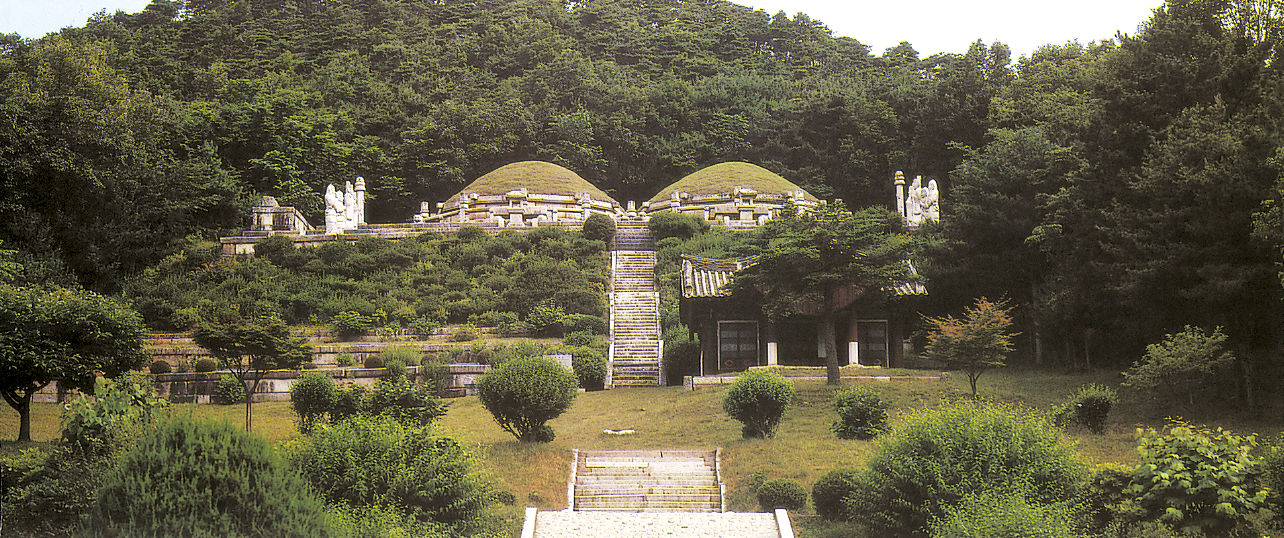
[848,315,861,367]
[766,321,778,366]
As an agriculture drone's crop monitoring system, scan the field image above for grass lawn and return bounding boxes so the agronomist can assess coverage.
[4,366,1280,538]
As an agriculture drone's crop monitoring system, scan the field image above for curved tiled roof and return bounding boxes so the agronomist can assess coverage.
[649,162,818,204]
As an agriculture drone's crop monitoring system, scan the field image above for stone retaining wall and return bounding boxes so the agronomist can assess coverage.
[32,364,491,404]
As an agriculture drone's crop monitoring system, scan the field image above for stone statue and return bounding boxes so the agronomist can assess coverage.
[906,176,925,225]
[324,184,344,234]
[926,179,940,222]
[343,181,357,228]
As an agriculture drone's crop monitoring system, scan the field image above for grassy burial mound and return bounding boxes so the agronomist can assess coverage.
[456,161,618,203]
[648,162,820,204]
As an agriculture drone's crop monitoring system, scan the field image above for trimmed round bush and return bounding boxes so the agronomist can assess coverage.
[563,330,600,348]
[723,369,795,438]
[477,356,578,442]
[831,385,890,440]
[149,359,172,374]
[1052,383,1118,434]
[757,478,808,511]
[290,414,492,530]
[213,374,245,405]
[848,400,1086,537]
[194,357,218,372]
[89,416,328,538]
[582,212,616,243]
[812,468,862,521]
[290,371,338,434]
[648,211,710,240]
[364,355,385,368]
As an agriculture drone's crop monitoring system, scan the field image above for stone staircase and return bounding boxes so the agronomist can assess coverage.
[524,449,793,538]
[570,450,723,512]
[609,219,662,387]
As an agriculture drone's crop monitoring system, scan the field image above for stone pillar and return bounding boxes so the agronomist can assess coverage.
[894,171,906,220]
[354,176,366,225]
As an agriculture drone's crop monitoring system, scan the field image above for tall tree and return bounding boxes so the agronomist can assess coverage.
[192,314,311,432]
[738,202,920,384]
[0,284,148,441]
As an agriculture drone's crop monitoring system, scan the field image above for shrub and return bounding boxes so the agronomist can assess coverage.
[847,400,1086,537]
[1262,436,1284,530]
[365,375,448,425]
[335,352,354,367]
[332,310,373,340]
[757,478,808,511]
[1083,463,1136,533]
[5,374,169,537]
[830,385,890,440]
[148,359,172,374]
[525,300,565,336]
[562,313,607,335]
[477,356,578,442]
[474,348,495,364]
[420,363,451,398]
[290,415,492,530]
[1052,383,1118,434]
[1119,421,1268,536]
[648,211,710,240]
[561,330,596,348]
[175,359,193,373]
[813,468,862,521]
[89,416,329,538]
[379,344,422,367]
[928,490,1084,538]
[582,212,616,242]
[291,371,339,434]
[662,328,700,386]
[569,346,607,391]
[451,324,478,342]
[214,374,246,404]
[1122,326,1234,406]
[722,369,795,438]
[471,310,518,327]
[364,355,385,368]
[195,357,218,372]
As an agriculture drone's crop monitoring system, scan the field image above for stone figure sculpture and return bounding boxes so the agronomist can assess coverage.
[901,174,940,226]
[323,178,366,234]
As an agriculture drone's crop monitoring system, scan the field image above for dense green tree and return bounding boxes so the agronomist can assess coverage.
[0,284,148,441]
[736,202,920,384]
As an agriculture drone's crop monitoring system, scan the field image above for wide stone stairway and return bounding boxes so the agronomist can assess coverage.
[572,450,722,512]
[524,450,793,538]
[609,218,662,387]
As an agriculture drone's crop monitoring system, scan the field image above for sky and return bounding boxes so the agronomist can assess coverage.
[3,0,1163,58]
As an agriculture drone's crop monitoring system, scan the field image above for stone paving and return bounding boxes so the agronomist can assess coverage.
[532,510,781,538]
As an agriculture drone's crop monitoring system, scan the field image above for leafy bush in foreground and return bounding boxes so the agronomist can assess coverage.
[847,400,1086,537]
[477,355,578,442]
[90,416,329,538]
[812,468,862,521]
[723,369,795,439]
[1116,422,1268,536]
[291,415,491,531]
[929,490,1084,538]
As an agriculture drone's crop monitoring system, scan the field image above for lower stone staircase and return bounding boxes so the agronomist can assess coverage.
[571,450,723,512]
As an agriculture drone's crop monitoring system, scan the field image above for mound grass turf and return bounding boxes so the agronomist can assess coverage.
[649,162,820,203]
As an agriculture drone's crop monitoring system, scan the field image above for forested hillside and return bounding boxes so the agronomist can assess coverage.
[2,0,1283,367]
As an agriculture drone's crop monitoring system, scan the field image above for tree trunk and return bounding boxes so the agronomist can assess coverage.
[244,376,261,433]
[822,288,839,385]
[3,387,38,442]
